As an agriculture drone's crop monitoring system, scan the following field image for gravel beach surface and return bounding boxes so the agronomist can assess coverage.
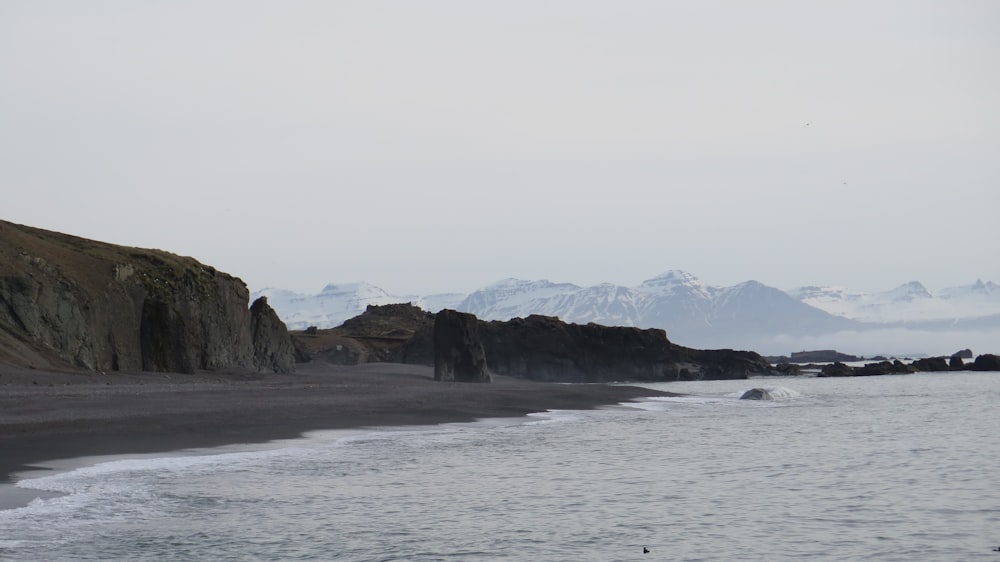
[0,362,674,490]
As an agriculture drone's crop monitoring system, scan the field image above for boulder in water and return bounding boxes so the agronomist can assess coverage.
[739,387,799,400]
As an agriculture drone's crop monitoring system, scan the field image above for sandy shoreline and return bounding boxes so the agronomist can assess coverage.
[1,362,675,503]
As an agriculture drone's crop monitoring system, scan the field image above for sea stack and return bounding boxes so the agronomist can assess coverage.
[433,309,491,382]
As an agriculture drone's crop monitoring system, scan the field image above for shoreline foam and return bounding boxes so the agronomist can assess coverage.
[1,362,675,508]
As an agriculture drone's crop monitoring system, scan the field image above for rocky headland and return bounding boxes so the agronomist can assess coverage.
[0,220,294,374]
[295,304,777,382]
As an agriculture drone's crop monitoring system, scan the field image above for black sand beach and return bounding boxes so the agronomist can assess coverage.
[1,362,674,494]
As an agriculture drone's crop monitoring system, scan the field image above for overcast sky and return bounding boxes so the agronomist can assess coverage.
[2,1,998,296]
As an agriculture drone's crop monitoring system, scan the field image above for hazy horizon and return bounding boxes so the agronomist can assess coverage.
[3,1,998,296]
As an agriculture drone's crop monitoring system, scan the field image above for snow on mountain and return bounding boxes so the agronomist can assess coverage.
[412,293,466,313]
[457,279,582,321]
[938,279,998,299]
[256,273,1000,355]
[528,283,644,326]
[252,282,425,330]
[632,270,715,333]
[454,272,860,349]
[636,270,713,299]
[790,279,1000,323]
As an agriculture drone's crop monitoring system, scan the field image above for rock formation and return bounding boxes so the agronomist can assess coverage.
[433,309,491,382]
[818,354,1000,376]
[288,306,776,382]
[971,353,1000,371]
[290,303,435,365]
[0,220,294,374]
[250,296,296,373]
[478,314,773,382]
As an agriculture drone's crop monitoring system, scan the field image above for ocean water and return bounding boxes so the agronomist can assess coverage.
[2,372,998,561]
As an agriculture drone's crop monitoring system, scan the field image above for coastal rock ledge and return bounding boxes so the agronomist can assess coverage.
[0,220,295,374]
[433,309,491,382]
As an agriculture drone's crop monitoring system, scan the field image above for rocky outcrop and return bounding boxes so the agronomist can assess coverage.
[433,309,490,382]
[250,297,296,374]
[290,303,435,366]
[911,357,950,372]
[951,348,973,359]
[288,306,774,382]
[818,362,856,377]
[0,220,294,374]
[818,354,1000,376]
[970,354,1000,371]
[477,314,773,382]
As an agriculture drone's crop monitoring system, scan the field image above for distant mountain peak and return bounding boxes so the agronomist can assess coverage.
[642,269,702,285]
[881,281,931,302]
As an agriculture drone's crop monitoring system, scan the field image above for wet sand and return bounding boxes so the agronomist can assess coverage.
[0,362,675,495]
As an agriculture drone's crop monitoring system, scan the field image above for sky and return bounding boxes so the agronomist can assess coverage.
[2,1,998,296]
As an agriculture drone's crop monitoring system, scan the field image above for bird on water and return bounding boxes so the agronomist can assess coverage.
[643,547,650,554]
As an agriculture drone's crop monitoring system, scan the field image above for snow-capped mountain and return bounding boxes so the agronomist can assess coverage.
[455,278,583,321]
[252,282,462,330]
[455,271,860,349]
[255,272,1000,356]
[789,279,1000,323]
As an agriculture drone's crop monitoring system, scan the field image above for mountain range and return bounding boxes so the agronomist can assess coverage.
[252,271,1000,357]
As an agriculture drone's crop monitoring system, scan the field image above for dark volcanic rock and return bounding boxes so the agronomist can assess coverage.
[971,354,1000,371]
[774,363,802,376]
[819,362,855,377]
[480,315,675,382]
[0,220,293,374]
[951,348,973,359]
[853,360,916,376]
[789,349,862,363]
[250,297,296,374]
[434,309,491,382]
[292,306,776,383]
[911,357,950,372]
[478,314,772,382]
[949,355,965,370]
[290,304,435,366]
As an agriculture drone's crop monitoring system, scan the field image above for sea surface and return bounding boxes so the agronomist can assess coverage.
[2,372,998,561]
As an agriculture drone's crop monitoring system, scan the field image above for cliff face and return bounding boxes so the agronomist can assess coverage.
[479,314,773,382]
[0,220,294,374]
[433,309,490,382]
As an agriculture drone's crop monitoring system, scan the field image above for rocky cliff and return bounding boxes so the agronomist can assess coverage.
[292,304,774,382]
[479,314,773,382]
[433,309,490,382]
[0,220,294,374]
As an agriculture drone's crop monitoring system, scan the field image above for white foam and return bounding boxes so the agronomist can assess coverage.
[740,386,801,401]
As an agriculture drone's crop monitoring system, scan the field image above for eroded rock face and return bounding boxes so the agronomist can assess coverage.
[911,357,950,372]
[971,354,1000,371]
[433,309,491,382]
[478,314,772,382]
[480,315,677,382]
[250,297,296,374]
[0,220,293,374]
